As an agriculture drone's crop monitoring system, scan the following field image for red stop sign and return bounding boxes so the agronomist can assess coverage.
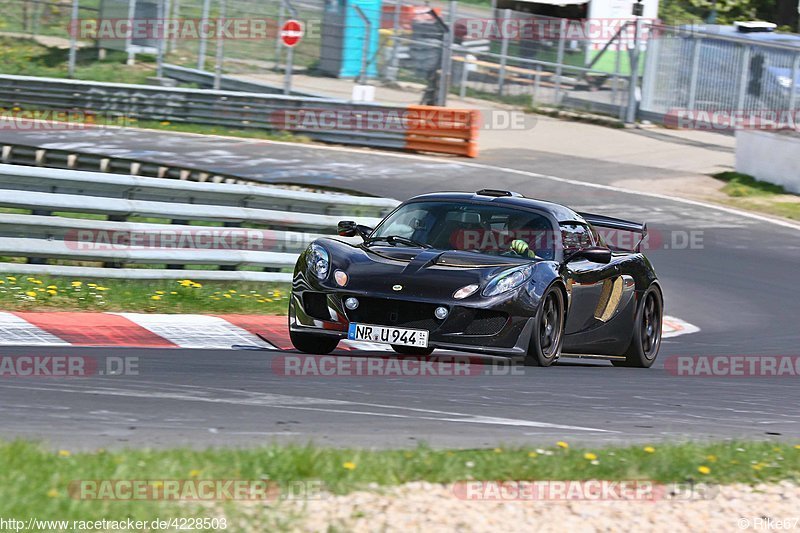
[280,20,304,47]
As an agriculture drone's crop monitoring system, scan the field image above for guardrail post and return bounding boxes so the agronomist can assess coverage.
[197,0,212,69]
[497,9,511,97]
[213,0,227,90]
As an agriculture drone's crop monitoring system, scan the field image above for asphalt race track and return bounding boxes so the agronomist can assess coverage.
[1,128,799,449]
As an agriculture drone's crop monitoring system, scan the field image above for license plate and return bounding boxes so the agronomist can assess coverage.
[347,323,429,348]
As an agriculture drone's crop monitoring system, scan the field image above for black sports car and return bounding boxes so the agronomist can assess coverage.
[289,189,663,367]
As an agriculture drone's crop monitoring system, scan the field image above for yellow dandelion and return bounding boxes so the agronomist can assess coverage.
[223,294,232,299]
[584,452,598,461]
[47,488,59,498]
[150,295,161,300]
[7,276,17,281]
[88,283,97,288]
[528,451,538,458]
[493,448,502,453]
[0,280,4,284]
[706,455,717,463]
[643,446,656,453]
[58,450,71,457]
[228,289,237,293]
[71,281,82,287]
[179,280,193,287]
[160,121,171,125]
[170,291,177,295]
[752,464,763,471]
[556,441,569,449]
[96,287,109,291]
[155,291,165,295]
[794,445,800,450]
[47,285,58,289]
[342,461,357,470]
[47,290,57,296]
[25,291,37,297]
[37,287,45,292]
[697,465,711,475]
[189,469,201,478]
[191,282,202,288]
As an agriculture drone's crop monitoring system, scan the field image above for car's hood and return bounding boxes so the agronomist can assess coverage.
[321,239,535,300]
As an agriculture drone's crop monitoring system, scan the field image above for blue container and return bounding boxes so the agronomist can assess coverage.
[319,0,382,78]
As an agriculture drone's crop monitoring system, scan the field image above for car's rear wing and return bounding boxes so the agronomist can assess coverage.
[578,212,648,252]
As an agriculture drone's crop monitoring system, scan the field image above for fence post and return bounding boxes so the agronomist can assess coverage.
[459,53,469,99]
[283,0,298,95]
[687,37,702,111]
[532,63,541,105]
[437,0,457,106]
[625,18,641,124]
[156,0,166,78]
[388,0,403,81]
[353,5,372,85]
[736,45,751,112]
[497,9,510,96]
[554,18,566,105]
[213,0,227,90]
[170,0,180,52]
[197,0,212,69]
[790,53,800,111]
[68,0,79,78]
[274,0,286,71]
[126,0,137,65]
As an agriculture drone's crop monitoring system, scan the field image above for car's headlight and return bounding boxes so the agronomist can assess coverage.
[482,265,533,297]
[307,243,330,280]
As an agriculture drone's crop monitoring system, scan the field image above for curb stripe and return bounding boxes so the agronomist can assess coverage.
[13,311,176,347]
[111,313,276,349]
[0,312,69,345]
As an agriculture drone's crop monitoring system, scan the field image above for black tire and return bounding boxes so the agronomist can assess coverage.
[391,345,435,356]
[612,286,663,368]
[289,329,340,354]
[525,285,566,367]
[288,299,340,354]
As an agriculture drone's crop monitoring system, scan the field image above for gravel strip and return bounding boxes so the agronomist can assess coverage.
[247,481,800,532]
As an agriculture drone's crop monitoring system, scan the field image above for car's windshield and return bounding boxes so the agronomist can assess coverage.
[370,201,556,260]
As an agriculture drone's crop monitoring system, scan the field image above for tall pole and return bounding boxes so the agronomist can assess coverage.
[68,0,79,78]
[437,0,456,106]
[126,0,137,65]
[625,18,641,124]
[388,0,403,81]
[283,0,298,95]
[197,0,212,69]
[214,0,227,89]
[353,5,371,85]
[156,0,165,78]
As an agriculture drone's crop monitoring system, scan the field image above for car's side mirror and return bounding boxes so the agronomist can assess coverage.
[338,220,357,237]
[566,246,612,264]
[338,221,372,241]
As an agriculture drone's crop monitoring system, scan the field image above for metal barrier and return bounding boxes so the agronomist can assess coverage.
[162,64,326,98]
[0,75,480,157]
[0,163,399,282]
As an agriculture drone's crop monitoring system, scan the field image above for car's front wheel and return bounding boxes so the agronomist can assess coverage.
[289,329,340,354]
[525,285,565,367]
[612,285,663,368]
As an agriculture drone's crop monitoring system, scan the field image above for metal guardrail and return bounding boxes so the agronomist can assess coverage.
[163,64,326,99]
[0,164,398,282]
[0,75,480,157]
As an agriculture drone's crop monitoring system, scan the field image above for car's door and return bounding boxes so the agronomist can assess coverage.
[561,223,619,336]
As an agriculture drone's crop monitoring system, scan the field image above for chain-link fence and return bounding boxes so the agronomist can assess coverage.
[641,25,800,126]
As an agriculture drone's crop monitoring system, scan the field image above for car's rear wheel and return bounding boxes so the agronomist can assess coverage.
[391,345,435,356]
[525,285,565,367]
[612,286,663,368]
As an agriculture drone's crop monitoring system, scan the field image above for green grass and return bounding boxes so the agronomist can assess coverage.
[2,440,799,528]
[713,171,800,221]
[0,274,291,314]
[0,36,154,83]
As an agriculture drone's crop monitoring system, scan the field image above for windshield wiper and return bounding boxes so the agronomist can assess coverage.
[364,235,432,248]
